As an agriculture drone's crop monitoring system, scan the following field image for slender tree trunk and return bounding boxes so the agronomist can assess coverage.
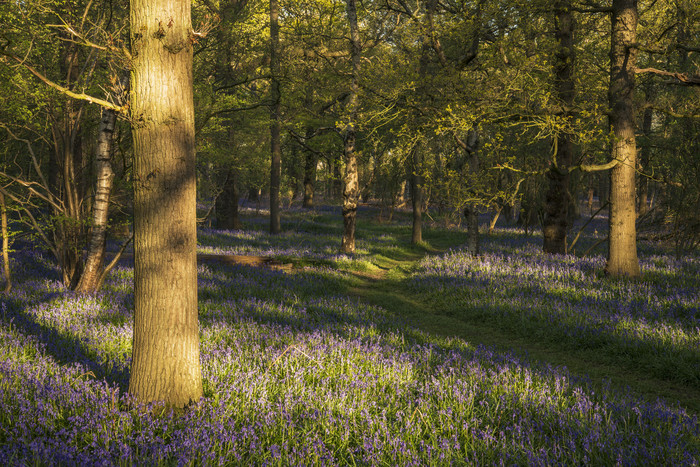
[638,105,652,217]
[465,133,480,256]
[75,107,117,293]
[215,168,241,229]
[411,145,423,244]
[543,0,574,255]
[340,0,360,255]
[269,0,282,234]
[128,0,203,407]
[1,192,10,293]
[606,0,640,277]
[302,126,317,208]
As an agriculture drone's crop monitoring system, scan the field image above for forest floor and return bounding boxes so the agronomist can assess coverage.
[345,251,700,416]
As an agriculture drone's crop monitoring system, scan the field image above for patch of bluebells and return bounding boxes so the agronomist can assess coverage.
[0,239,699,465]
[408,227,700,385]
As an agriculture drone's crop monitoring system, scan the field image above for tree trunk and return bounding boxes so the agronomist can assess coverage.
[638,105,652,217]
[543,0,574,255]
[411,145,423,244]
[340,0,361,255]
[75,107,117,293]
[302,128,317,209]
[1,192,10,293]
[128,0,203,407]
[269,0,282,234]
[606,0,640,277]
[215,168,241,230]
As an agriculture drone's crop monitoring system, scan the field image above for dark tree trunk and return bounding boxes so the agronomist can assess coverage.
[340,0,361,255]
[606,0,640,277]
[216,168,241,230]
[75,107,117,293]
[128,0,203,407]
[302,128,317,209]
[638,105,653,217]
[543,0,575,255]
[411,145,423,244]
[1,192,10,293]
[269,0,282,234]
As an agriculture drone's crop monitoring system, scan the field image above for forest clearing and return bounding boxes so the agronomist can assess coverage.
[1,206,698,464]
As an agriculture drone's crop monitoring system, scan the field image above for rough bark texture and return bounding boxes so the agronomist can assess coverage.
[75,108,117,293]
[606,0,640,277]
[269,0,281,234]
[638,106,652,217]
[128,0,203,407]
[340,0,360,255]
[543,0,575,255]
[1,192,10,293]
[215,168,241,230]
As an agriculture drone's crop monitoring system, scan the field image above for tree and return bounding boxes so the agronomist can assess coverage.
[269,0,282,234]
[340,0,361,254]
[605,0,640,277]
[542,0,575,255]
[128,0,203,407]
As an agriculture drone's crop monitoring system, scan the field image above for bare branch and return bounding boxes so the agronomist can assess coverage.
[1,52,124,111]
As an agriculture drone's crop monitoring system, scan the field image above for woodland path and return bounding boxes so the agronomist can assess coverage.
[343,250,700,417]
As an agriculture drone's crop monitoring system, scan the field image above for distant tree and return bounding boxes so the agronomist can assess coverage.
[269,0,282,233]
[128,0,203,407]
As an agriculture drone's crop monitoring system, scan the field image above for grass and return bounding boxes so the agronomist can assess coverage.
[0,204,698,465]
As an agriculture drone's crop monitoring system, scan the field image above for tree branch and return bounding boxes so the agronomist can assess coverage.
[1,51,124,111]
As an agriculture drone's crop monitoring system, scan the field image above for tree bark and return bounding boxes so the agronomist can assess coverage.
[543,0,575,255]
[215,168,241,230]
[75,107,117,293]
[606,0,640,277]
[1,192,10,293]
[128,0,203,407]
[340,0,361,255]
[302,127,317,208]
[411,144,423,244]
[269,0,282,234]
[638,105,652,217]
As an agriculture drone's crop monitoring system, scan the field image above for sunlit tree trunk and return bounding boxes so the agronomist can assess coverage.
[340,0,360,255]
[269,0,282,234]
[606,0,640,277]
[75,107,117,293]
[1,192,10,293]
[543,0,575,255]
[128,0,203,407]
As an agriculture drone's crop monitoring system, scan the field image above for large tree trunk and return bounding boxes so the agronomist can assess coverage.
[215,168,241,230]
[340,0,361,255]
[606,0,640,277]
[269,0,282,234]
[1,192,10,293]
[543,0,575,255]
[464,131,480,255]
[75,107,117,293]
[128,0,203,408]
